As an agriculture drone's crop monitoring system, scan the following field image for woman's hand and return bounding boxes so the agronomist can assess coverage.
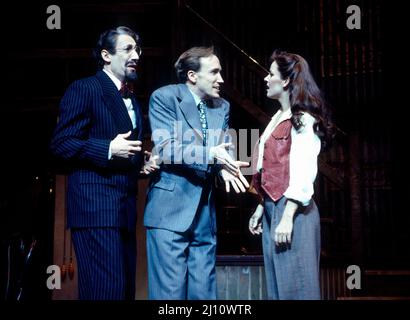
[273,214,294,245]
[273,200,298,245]
[249,204,264,235]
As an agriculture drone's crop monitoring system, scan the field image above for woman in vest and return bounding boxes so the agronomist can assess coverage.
[249,50,334,299]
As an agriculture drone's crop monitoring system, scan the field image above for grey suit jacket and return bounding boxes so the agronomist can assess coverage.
[143,83,231,232]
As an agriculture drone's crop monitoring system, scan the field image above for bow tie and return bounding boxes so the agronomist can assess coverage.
[119,82,134,99]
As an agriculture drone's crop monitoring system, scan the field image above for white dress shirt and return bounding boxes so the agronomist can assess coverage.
[258,109,321,206]
[187,87,202,107]
[103,69,137,129]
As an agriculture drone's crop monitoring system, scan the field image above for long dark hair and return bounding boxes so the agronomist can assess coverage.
[271,50,335,145]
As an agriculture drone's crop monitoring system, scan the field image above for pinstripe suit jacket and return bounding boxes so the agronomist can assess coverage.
[50,71,143,231]
[143,83,230,232]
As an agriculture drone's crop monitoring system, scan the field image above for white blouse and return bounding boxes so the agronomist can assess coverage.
[258,109,321,206]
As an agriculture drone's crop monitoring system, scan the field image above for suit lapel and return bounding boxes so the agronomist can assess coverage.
[177,84,203,139]
[96,71,133,133]
[206,99,225,132]
[176,84,226,143]
[131,96,143,139]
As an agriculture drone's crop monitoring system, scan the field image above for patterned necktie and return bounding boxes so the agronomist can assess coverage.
[197,100,209,146]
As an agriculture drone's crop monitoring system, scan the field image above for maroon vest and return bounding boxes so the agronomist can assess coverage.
[251,119,292,202]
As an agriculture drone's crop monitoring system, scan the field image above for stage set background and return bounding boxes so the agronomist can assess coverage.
[2,0,408,300]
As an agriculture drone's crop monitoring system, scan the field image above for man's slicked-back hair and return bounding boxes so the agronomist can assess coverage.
[93,26,140,69]
[174,46,214,83]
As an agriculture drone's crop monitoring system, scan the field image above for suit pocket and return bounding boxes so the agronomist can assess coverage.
[152,177,176,191]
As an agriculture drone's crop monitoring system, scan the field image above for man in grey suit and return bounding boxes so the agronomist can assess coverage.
[144,46,249,299]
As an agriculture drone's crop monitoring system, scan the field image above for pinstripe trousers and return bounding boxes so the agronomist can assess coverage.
[71,227,136,300]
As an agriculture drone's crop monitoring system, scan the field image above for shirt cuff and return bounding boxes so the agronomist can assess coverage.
[283,188,312,207]
[108,141,113,159]
[209,146,215,161]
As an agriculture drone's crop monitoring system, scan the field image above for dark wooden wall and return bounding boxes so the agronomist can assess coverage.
[179,0,403,270]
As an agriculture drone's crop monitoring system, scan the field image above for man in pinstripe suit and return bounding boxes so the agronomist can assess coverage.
[144,47,249,299]
[50,26,151,300]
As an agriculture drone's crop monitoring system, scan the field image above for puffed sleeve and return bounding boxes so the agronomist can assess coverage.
[283,113,321,206]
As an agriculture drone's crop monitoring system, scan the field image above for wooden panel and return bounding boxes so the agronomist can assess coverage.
[216,265,267,300]
[217,263,353,300]
[52,175,77,300]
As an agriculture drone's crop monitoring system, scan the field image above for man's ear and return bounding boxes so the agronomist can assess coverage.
[187,70,197,84]
[101,49,111,63]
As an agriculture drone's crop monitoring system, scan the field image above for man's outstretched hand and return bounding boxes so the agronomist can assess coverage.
[210,143,240,176]
[140,151,160,175]
[219,161,250,193]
